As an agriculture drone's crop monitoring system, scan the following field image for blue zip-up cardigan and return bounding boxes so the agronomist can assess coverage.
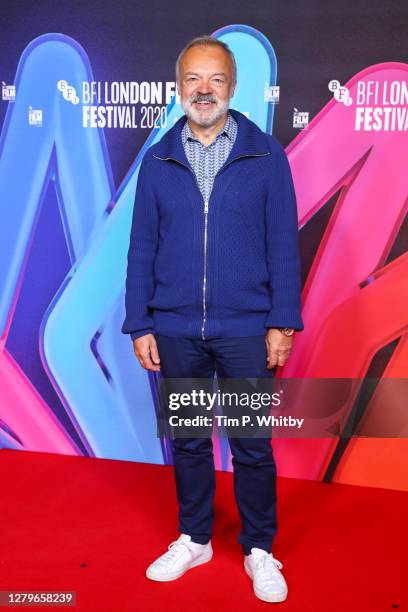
[122,108,304,341]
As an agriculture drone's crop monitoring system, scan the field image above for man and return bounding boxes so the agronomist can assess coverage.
[122,35,304,603]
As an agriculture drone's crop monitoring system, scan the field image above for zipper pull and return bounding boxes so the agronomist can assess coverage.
[204,200,209,214]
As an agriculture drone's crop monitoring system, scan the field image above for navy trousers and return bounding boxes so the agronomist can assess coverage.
[155,333,277,556]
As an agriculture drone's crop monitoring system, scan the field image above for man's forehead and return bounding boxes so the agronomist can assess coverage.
[183,70,228,77]
[181,48,231,67]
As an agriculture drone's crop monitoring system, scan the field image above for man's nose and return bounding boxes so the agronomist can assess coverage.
[197,81,212,93]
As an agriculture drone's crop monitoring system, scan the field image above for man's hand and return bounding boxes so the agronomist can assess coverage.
[132,333,161,371]
[265,328,293,369]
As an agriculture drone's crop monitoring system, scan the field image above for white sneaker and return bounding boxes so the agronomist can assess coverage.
[146,534,213,582]
[244,547,288,603]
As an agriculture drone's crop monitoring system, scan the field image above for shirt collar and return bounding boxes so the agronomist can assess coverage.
[181,110,236,146]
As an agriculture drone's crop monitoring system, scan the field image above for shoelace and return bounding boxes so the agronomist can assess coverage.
[155,540,193,566]
[254,554,284,581]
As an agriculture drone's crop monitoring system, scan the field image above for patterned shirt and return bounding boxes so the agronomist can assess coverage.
[181,110,238,203]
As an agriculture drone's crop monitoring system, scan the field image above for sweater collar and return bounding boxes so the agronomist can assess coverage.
[152,108,270,165]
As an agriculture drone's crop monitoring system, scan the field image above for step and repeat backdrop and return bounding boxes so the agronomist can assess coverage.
[0,1,407,491]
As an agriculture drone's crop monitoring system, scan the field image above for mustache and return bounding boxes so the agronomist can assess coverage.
[190,94,218,103]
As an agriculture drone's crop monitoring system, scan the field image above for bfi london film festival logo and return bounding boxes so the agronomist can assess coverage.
[329,77,408,131]
[57,79,80,104]
[354,80,408,131]
[56,78,178,128]
[28,106,42,127]
[264,83,280,103]
[2,81,15,101]
[328,79,353,106]
[293,108,309,130]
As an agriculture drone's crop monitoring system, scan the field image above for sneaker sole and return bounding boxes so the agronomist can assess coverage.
[244,561,288,603]
[146,551,213,582]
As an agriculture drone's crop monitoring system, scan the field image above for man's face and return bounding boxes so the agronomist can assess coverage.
[177,45,236,127]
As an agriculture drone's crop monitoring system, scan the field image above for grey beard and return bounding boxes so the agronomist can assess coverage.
[181,98,230,127]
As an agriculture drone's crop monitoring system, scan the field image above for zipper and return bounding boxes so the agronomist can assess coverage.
[152,151,271,340]
[201,199,209,339]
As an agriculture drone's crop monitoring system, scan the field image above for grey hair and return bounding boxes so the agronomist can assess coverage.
[175,35,237,84]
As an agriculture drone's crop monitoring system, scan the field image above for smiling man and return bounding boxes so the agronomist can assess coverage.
[122,35,304,604]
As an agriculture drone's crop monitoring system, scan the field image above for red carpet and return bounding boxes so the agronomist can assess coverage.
[0,448,406,611]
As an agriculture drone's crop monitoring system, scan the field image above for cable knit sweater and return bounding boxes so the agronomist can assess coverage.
[122,108,304,341]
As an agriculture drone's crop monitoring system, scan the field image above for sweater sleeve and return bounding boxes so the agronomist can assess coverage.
[264,146,304,331]
[121,153,158,340]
